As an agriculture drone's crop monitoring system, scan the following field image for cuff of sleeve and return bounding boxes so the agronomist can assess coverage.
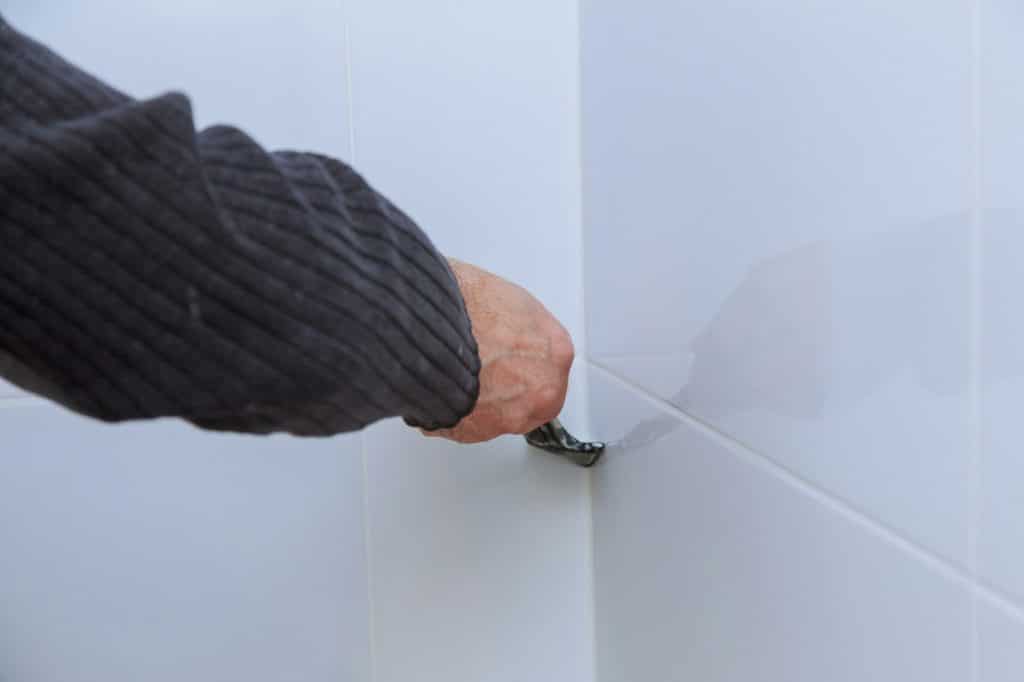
[403,367,480,432]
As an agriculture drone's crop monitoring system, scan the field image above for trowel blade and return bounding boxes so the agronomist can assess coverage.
[524,418,605,467]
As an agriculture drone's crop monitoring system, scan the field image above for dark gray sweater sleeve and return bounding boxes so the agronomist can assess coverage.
[0,16,480,436]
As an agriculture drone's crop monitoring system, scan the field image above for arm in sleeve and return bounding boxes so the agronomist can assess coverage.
[0,16,480,435]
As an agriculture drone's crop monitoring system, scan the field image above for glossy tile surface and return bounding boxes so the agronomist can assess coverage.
[978,599,1024,682]
[8,5,596,680]
[347,0,587,428]
[364,418,593,682]
[0,405,371,682]
[582,0,971,562]
[587,368,971,682]
[977,0,1024,606]
[978,215,1024,602]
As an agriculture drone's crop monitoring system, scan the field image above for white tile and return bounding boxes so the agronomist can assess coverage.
[363,418,593,682]
[588,367,971,682]
[0,405,371,682]
[347,0,587,429]
[978,0,1024,603]
[582,0,972,563]
[979,598,1024,682]
[981,0,1024,212]
[5,0,351,156]
[978,215,1024,601]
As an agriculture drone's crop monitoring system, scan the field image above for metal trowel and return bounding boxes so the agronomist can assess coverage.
[524,418,604,467]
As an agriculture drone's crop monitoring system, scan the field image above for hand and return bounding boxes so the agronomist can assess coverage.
[424,258,574,444]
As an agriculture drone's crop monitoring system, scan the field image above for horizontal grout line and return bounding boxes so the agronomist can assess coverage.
[588,360,1024,626]
[976,580,1024,627]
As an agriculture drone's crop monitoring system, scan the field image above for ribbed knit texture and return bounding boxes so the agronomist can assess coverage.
[0,16,480,435]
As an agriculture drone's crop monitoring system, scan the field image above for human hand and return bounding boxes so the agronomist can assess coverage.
[423,259,574,444]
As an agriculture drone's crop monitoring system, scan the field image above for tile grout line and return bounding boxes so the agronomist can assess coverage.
[968,0,984,677]
[344,7,375,679]
[572,0,592,441]
[359,433,379,682]
[584,464,599,682]
[573,2,600,679]
[587,359,1024,626]
[588,359,964,575]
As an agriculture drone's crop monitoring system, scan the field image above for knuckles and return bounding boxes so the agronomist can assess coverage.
[535,385,565,423]
[548,323,575,369]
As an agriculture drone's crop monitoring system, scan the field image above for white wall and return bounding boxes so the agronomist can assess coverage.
[12,1,1009,680]
[582,0,1024,681]
[0,3,592,682]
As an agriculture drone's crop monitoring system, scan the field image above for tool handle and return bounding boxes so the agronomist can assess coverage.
[524,418,605,467]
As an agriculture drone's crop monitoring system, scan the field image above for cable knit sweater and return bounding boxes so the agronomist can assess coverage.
[0,15,481,435]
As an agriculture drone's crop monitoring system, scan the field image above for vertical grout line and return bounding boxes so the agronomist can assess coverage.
[968,0,983,679]
[573,0,592,439]
[574,3,599,681]
[584,467,599,682]
[360,433,379,682]
[345,5,374,678]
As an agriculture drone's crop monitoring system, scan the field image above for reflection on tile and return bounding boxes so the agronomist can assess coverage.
[364,418,593,682]
[0,406,370,682]
[979,599,1024,682]
[583,0,969,357]
[346,0,586,429]
[588,368,971,682]
[597,219,972,563]
[583,0,971,563]
[978,0,1024,605]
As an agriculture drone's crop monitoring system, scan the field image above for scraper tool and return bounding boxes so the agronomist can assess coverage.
[524,418,604,467]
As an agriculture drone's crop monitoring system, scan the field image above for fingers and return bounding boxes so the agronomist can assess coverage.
[422,258,575,445]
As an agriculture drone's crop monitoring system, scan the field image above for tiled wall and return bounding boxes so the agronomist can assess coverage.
[582,0,1024,680]
[0,407,373,682]
[979,0,1024,614]
[0,3,592,682]
[10,0,1010,679]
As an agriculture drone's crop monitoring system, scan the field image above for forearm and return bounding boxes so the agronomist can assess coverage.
[0,15,480,435]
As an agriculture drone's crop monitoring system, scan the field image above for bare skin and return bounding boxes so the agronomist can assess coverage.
[424,259,574,444]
